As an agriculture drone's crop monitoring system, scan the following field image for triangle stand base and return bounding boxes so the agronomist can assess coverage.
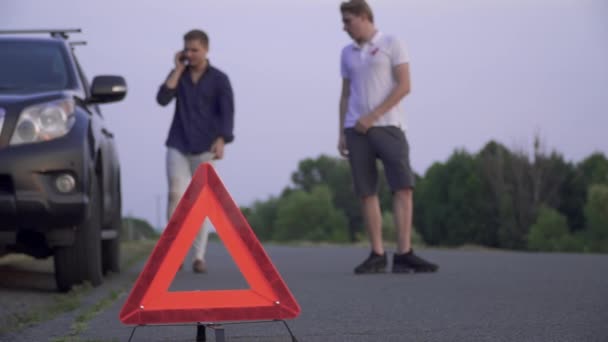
[127,320,298,342]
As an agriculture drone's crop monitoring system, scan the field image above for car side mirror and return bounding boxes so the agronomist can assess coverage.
[88,75,127,104]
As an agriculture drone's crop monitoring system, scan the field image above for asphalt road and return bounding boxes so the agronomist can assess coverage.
[2,242,608,342]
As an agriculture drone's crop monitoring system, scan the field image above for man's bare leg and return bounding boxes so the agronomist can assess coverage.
[361,195,384,254]
[192,219,211,273]
[393,188,413,254]
[353,194,388,274]
[392,188,438,273]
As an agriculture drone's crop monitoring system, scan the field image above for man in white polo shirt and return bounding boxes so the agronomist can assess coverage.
[338,0,438,274]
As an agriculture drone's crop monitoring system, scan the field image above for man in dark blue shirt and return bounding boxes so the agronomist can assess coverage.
[156,29,234,273]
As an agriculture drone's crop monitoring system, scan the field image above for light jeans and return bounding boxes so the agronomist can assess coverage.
[166,147,215,261]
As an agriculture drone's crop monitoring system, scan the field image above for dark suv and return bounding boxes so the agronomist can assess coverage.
[0,29,126,291]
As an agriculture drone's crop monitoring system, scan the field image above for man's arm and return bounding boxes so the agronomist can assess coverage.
[217,74,234,143]
[355,63,411,133]
[156,52,187,106]
[211,74,235,160]
[338,78,350,157]
[165,64,185,89]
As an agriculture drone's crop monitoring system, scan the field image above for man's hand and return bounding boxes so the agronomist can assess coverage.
[354,112,378,134]
[211,137,225,160]
[338,134,348,157]
[174,50,187,71]
[164,51,187,89]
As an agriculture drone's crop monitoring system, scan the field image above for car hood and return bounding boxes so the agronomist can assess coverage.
[0,90,79,106]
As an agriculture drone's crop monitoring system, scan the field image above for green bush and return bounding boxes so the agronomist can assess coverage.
[555,234,586,253]
[242,197,280,241]
[273,186,348,242]
[584,185,608,240]
[122,217,159,241]
[527,206,570,252]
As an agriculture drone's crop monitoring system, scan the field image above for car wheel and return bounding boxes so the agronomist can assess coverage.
[102,190,121,274]
[54,172,103,292]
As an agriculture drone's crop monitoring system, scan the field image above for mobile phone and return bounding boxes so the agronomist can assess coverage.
[179,50,189,65]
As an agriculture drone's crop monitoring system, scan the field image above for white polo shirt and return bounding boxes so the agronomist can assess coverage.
[341,31,409,130]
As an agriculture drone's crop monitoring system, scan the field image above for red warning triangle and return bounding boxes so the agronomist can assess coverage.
[119,163,300,325]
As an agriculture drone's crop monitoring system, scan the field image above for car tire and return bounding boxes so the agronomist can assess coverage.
[54,171,103,292]
[102,190,121,275]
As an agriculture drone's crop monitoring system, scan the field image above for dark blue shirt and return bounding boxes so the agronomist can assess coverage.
[156,64,234,154]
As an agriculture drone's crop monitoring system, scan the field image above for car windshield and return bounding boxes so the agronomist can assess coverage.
[0,41,75,93]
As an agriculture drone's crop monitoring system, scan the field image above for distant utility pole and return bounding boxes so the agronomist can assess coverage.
[127,211,133,241]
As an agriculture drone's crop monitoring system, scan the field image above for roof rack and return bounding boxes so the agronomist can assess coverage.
[0,29,82,39]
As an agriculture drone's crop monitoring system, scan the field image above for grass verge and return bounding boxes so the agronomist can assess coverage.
[0,239,156,337]
[0,283,91,335]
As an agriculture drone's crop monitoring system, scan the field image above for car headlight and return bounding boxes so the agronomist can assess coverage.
[9,98,76,146]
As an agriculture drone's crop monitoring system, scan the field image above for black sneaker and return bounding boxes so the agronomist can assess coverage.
[392,250,438,273]
[354,251,387,274]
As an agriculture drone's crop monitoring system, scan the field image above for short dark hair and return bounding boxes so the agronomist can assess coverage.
[340,0,374,23]
[184,29,209,47]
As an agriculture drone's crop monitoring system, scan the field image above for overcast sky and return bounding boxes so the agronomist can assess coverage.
[3,0,607,229]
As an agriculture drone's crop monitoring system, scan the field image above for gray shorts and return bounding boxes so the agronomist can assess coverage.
[344,126,415,197]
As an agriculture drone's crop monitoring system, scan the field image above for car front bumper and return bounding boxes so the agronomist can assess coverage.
[0,127,91,246]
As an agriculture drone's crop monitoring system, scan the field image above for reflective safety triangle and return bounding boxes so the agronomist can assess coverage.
[119,163,300,324]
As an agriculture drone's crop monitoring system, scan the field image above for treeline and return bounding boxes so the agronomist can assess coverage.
[415,140,608,253]
[242,138,608,253]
